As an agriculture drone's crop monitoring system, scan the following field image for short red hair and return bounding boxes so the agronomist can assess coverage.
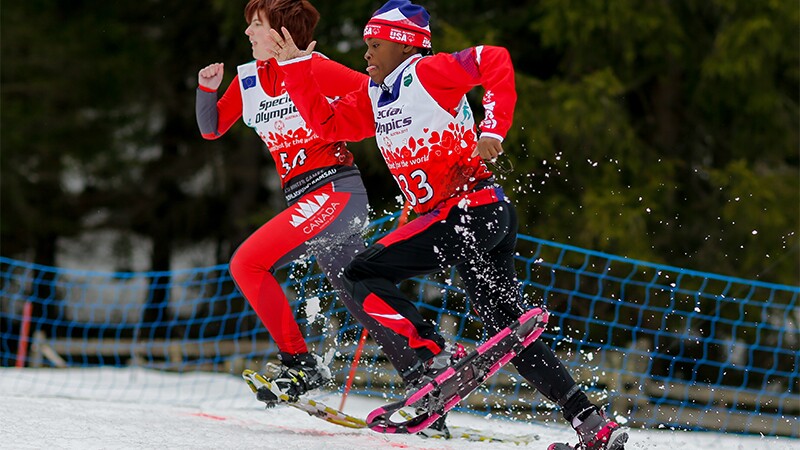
[244,0,320,49]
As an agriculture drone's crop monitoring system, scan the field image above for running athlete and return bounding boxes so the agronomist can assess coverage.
[195,0,421,404]
[267,1,630,448]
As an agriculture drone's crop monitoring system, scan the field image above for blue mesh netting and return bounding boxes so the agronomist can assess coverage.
[1,213,798,436]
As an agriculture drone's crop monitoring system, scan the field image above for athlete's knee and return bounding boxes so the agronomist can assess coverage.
[343,245,383,282]
[342,252,381,303]
[228,246,275,288]
[228,250,246,283]
[343,258,363,284]
[343,261,374,300]
[341,268,358,298]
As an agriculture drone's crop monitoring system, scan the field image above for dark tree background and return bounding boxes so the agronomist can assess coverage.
[2,0,798,286]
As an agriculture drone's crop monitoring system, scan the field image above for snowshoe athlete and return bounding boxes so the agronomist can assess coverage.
[268,0,630,448]
[195,0,423,403]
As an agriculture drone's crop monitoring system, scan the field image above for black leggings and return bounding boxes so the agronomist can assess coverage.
[343,195,591,418]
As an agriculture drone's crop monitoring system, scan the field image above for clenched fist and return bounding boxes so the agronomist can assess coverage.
[198,63,224,90]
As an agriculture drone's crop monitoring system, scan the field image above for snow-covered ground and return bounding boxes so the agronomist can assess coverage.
[2,368,797,450]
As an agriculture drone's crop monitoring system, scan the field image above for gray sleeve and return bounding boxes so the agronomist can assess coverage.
[195,88,219,137]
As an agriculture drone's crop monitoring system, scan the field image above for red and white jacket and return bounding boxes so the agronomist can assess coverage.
[279,46,517,214]
[196,55,368,203]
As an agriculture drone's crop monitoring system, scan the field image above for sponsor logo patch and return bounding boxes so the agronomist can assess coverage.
[290,193,330,227]
[289,193,342,235]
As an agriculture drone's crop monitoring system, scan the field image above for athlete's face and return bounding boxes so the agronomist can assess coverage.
[364,38,415,84]
[245,12,279,61]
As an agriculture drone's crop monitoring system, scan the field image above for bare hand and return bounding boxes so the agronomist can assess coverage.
[198,63,224,90]
[471,136,504,161]
[269,27,316,62]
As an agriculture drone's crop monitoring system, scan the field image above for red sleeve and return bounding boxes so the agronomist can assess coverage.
[203,75,242,139]
[416,46,517,139]
[279,56,376,143]
[310,54,370,99]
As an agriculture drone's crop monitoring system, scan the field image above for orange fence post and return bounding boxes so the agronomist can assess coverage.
[15,301,33,368]
[339,203,412,411]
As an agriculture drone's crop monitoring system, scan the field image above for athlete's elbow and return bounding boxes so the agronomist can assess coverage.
[200,131,222,140]
[311,118,342,142]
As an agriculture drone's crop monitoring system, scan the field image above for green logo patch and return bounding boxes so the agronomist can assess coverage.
[403,74,413,87]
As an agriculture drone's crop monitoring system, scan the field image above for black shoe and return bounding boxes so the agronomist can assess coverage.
[416,412,451,439]
[261,352,331,403]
